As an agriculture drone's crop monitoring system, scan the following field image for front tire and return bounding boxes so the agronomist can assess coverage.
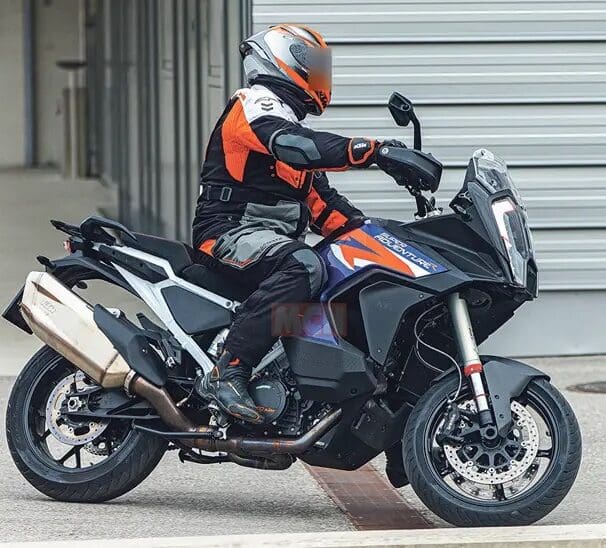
[402,374,581,527]
[6,346,167,502]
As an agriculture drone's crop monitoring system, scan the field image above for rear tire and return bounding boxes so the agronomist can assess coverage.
[402,375,582,527]
[6,346,167,502]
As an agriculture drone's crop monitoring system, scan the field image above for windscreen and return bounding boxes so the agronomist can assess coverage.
[466,149,524,206]
[453,149,534,288]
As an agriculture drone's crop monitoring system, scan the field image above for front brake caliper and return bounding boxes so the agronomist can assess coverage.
[436,403,464,445]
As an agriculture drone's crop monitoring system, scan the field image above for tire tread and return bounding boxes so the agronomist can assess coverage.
[6,346,167,503]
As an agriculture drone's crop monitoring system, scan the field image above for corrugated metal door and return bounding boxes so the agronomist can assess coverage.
[252,1,606,355]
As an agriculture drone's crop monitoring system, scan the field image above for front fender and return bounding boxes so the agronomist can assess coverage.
[480,355,549,436]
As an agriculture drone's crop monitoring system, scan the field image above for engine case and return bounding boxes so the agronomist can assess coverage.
[283,336,377,403]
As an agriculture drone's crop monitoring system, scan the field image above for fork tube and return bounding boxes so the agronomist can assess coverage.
[448,293,492,426]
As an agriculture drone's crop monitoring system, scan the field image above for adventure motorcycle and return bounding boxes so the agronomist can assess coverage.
[4,93,581,527]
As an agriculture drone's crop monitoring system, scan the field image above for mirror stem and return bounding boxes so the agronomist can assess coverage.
[410,111,422,151]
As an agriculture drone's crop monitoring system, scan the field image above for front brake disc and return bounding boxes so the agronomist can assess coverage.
[443,400,540,485]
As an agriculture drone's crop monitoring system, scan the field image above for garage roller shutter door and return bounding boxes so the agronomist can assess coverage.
[253,1,606,353]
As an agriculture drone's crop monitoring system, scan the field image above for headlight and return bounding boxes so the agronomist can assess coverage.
[491,198,531,286]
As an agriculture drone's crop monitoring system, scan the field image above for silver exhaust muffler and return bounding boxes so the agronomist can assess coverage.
[20,271,131,388]
[20,271,203,432]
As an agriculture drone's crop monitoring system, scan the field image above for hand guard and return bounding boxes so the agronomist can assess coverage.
[375,140,442,194]
[374,139,408,181]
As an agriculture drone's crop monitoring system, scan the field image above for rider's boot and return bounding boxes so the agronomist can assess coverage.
[195,350,262,424]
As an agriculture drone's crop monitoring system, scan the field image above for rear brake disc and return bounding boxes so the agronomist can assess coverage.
[46,371,109,446]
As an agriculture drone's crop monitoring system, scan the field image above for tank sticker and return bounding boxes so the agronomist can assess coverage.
[328,223,447,278]
[372,231,447,275]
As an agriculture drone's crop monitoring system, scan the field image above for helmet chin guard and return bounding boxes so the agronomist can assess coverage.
[240,24,332,115]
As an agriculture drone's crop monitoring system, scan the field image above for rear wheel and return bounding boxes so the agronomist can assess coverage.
[402,374,581,527]
[6,346,167,502]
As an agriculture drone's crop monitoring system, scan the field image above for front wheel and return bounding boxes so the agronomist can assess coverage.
[6,346,167,502]
[402,374,581,527]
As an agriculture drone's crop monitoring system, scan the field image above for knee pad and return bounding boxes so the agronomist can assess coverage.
[290,248,327,297]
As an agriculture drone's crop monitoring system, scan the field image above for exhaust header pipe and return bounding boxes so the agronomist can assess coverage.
[193,407,342,455]
[130,375,342,455]
[20,272,131,388]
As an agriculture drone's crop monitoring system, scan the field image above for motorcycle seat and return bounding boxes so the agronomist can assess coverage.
[122,232,195,274]
[121,232,254,302]
[179,263,255,302]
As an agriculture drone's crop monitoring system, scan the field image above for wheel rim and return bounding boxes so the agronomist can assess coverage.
[23,354,135,472]
[424,383,559,504]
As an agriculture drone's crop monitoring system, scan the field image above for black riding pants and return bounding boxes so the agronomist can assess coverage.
[206,230,326,366]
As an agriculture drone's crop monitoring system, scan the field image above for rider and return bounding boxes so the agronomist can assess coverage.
[192,24,404,428]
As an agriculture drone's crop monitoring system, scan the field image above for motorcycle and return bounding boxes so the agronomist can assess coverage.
[3,93,581,527]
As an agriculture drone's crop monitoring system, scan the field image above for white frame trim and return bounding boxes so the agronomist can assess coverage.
[94,243,281,375]
[100,244,242,375]
[117,245,240,312]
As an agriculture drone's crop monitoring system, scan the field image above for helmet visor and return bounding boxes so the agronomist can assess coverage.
[307,47,332,91]
[289,42,332,89]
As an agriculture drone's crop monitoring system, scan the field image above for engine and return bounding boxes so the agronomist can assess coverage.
[248,352,315,436]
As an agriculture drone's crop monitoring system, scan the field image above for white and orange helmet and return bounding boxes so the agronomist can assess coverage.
[240,24,332,115]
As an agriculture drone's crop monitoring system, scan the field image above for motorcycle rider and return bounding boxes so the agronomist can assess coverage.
[192,24,405,441]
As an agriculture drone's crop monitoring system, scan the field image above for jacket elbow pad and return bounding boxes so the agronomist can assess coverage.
[269,131,322,169]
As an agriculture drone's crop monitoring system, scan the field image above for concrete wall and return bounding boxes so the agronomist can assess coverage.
[34,0,80,166]
[0,0,25,167]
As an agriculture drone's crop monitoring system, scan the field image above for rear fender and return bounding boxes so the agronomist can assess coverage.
[48,252,134,294]
[2,251,134,334]
[481,355,549,436]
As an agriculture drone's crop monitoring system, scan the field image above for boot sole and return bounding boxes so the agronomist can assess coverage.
[197,383,264,425]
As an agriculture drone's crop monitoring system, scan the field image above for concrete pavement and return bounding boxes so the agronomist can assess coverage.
[4,524,606,548]
[1,356,605,542]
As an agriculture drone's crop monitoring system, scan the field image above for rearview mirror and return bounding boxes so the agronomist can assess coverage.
[388,92,414,127]
[388,92,422,151]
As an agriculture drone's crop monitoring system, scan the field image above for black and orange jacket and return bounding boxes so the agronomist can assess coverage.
[192,84,378,249]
